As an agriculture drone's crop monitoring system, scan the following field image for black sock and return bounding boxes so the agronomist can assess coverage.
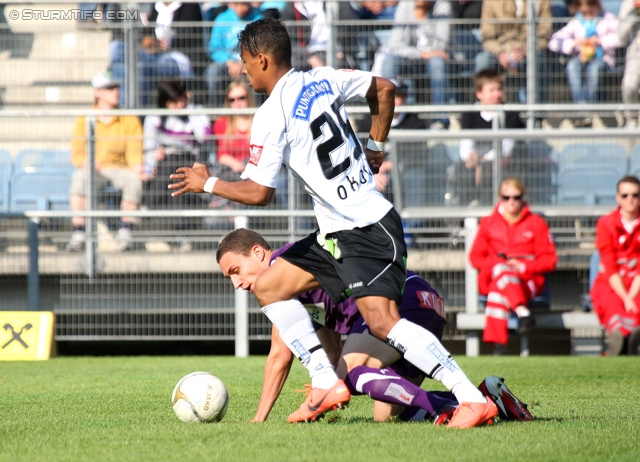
[119,221,132,230]
[74,225,86,232]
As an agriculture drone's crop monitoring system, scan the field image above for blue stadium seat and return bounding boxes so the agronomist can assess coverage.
[628,145,640,178]
[10,149,74,212]
[0,150,12,212]
[557,143,627,205]
[14,149,73,174]
[10,171,72,212]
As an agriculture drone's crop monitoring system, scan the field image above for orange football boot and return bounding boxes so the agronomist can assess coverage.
[446,401,499,429]
[287,379,350,423]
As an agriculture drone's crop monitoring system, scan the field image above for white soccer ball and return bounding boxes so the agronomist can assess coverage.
[172,372,229,423]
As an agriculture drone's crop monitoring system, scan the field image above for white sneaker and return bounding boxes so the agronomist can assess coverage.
[66,230,86,252]
[116,227,133,252]
[625,119,638,129]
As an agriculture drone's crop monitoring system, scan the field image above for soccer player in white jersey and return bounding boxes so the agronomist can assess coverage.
[169,18,497,427]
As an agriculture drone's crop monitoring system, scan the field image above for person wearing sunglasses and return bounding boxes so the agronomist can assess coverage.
[590,175,640,356]
[203,82,257,231]
[212,82,255,177]
[469,177,558,355]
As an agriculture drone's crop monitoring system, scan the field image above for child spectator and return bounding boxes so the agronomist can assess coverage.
[143,80,211,251]
[548,0,621,110]
[454,69,525,207]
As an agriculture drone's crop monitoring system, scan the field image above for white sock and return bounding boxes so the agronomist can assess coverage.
[262,300,338,389]
[387,319,486,404]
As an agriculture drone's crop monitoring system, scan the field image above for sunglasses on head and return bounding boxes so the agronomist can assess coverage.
[501,195,523,202]
[228,95,247,103]
[620,193,640,199]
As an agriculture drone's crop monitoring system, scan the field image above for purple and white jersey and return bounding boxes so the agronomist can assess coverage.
[271,245,445,335]
[241,67,392,233]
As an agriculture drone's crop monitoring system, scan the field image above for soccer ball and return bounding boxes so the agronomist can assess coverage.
[172,372,229,423]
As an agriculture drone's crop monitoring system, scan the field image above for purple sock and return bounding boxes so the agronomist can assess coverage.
[344,366,456,418]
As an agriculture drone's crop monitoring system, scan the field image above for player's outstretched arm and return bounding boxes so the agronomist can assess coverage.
[364,76,395,174]
[168,162,275,206]
[251,325,294,422]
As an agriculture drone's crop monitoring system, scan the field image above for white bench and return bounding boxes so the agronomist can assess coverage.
[456,311,603,357]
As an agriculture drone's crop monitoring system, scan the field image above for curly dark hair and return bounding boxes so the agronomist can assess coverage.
[237,18,292,67]
[216,228,272,263]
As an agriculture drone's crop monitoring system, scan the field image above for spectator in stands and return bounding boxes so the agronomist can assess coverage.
[212,82,254,178]
[469,177,558,355]
[618,0,640,128]
[204,81,256,230]
[475,0,553,103]
[371,0,454,129]
[144,2,207,98]
[280,2,371,70]
[353,1,399,20]
[454,69,525,207]
[67,71,145,253]
[590,175,640,356]
[548,0,621,111]
[449,0,484,92]
[280,2,344,70]
[355,78,426,200]
[343,2,399,71]
[143,80,211,251]
[205,2,263,107]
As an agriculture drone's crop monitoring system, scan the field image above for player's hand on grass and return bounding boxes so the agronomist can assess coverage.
[365,148,384,174]
[169,162,211,197]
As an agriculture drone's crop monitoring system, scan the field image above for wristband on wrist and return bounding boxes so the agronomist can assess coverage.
[203,176,218,194]
[367,137,385,152]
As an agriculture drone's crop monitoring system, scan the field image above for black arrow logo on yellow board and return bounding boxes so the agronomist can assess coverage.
[2,323,32,349]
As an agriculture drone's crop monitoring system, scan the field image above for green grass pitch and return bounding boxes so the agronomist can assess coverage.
[1,356,639,461]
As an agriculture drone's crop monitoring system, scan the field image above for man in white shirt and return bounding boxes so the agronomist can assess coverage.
[169,18,496,427]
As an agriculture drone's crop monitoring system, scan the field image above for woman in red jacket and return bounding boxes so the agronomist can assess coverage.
[470,177,558,355]
[591,175,640,356]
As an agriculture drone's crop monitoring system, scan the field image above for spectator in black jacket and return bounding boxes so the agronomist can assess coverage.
[454,69,525,206]
[356,79,428,202]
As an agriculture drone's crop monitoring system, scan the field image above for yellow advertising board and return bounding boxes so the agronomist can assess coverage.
[0,311,55,361]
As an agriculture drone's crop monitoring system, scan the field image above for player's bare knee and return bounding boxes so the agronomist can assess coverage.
[366,319,393,340]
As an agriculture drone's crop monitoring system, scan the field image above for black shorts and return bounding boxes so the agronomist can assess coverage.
[279,208,407,305]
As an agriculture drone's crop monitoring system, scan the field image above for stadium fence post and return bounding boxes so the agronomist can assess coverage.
[234,216,249,357]
[464,217,480,356]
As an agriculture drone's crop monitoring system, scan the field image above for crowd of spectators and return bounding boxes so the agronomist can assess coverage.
[74,1,634,126]
[61,1,637,253]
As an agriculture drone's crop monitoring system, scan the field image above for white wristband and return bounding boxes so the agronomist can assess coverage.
[203,176,218,194]
[367,137,385,152]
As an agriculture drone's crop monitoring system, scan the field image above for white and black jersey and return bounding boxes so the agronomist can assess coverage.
[241,67,393,233]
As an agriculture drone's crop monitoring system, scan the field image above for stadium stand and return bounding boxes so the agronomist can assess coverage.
[557,143,628,205]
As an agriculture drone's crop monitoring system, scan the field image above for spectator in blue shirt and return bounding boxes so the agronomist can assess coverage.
[205,2,263,107]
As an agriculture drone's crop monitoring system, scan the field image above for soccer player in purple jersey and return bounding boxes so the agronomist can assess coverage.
[216,228,534,424]
[170,18,496,427]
